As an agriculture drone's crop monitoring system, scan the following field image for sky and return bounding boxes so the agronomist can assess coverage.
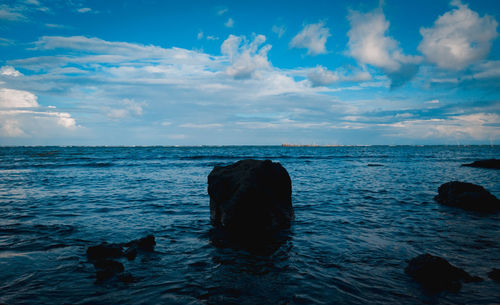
[0,0,499,145]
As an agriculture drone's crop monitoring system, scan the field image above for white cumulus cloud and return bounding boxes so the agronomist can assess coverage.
[106,99,146,120]
[0,88,78,138]
[418,0,498,70]
[347,8,422,87]
[290,21,330,55]
[0,88,39,108]
[221,34,272,79]
[0,66,23,77]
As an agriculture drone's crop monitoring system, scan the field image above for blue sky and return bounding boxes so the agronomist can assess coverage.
[0,0,499,145]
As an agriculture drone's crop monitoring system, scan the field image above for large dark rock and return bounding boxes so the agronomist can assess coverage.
[405,254,482,292]
[462,159,500,169]
[207,159,294,235]
[434,181,500,213]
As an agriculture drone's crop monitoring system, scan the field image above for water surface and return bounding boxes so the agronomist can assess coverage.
[0,146,499,304]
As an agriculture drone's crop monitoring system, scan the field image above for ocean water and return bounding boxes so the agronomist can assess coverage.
[0,146,499,305]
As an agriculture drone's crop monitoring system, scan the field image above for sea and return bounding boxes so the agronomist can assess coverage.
[0,146,499,305]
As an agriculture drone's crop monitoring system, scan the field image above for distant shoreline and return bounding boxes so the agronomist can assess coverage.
[282,144,343,147]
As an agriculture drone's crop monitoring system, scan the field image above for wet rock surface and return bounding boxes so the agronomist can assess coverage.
[434,181,500,213]
[86,243,123,260]
[488,268,500,282]
[86,235,155,283]
[405,253,482,292]
[208,159,294,235]
[462,159,500,169]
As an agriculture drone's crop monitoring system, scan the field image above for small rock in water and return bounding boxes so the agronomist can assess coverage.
[462,159,500,169]
[86,235,156,283]
[405,253,482,292]
[434,181,500,213]
[94,260,125,282]
[86,242,123,260]
[488,268,500,282]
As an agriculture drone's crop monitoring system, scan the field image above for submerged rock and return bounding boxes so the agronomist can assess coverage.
[124,234,156,252]
[117,272,135,283]
[86,235,156,282]
[488,268,500,282]
[434,181,500,213]
[405,254,482,292]
[86,242,123,260]
[124,247,137,261]
[93,259,125,273]
[208,159,294,235]
[93,259,124,281]
[462,159,500,169]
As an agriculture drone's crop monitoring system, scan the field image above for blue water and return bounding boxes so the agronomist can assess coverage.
[0,146,499,304]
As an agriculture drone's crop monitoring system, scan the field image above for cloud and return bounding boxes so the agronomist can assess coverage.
[45,23,70,29]
[221,34,272,79]
[0,88,38,108]
[198,31,218,41]
[217,7,228,16]
[0,88,77,138]
[425,99,440,104]
[307,66,371,87]
[272,25,286,38]
[180,123,223,128]
[470,60,500,79]
[167,134,186,140]
[0,119,25,137]
[0,4,26,21]
[0,1,50,22]
[347,8,421,88]
[77,7,92,13]
[8,34,496,144]
[0,37,14,46]
[225,18,234,28]
[290,21,330,55]
[106,99,146,120]
[386,113,500,140]
[30,36,216,68]
[418,0,498,70]
[0,66,23,77]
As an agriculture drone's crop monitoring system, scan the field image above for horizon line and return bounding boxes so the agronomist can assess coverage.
[1,144,499,148]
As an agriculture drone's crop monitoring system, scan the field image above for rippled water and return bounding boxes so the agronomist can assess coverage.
[0,146,499,304]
